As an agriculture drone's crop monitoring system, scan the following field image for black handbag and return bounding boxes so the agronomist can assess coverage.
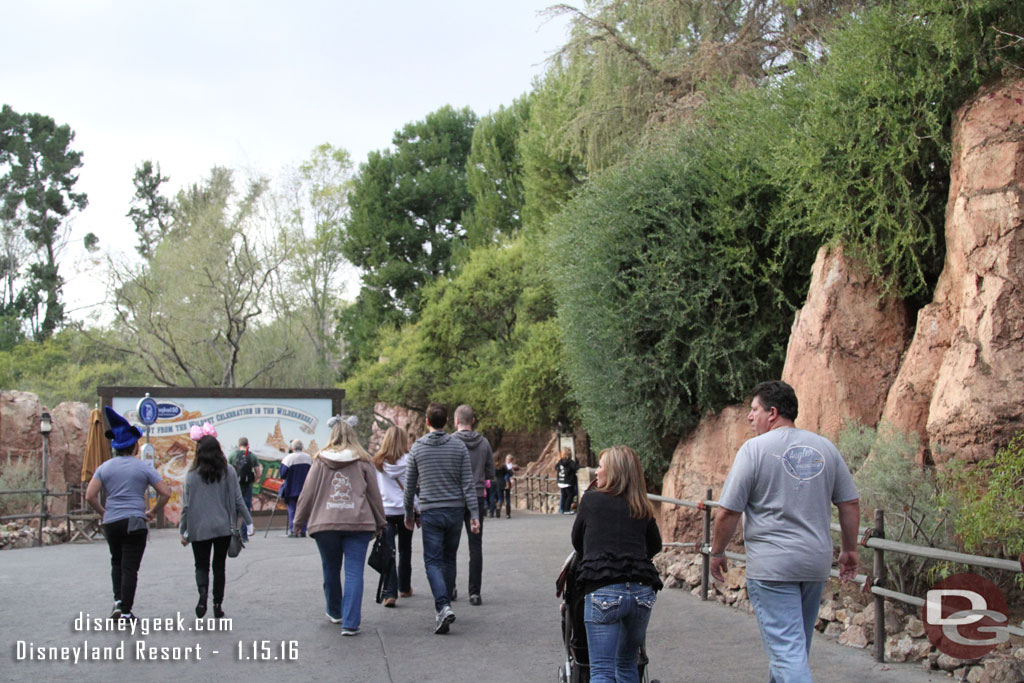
[367,534,393,573]
[228,527,245,558]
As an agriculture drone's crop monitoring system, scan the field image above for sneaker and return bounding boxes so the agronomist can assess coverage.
[326,612,343,624]
[383,597,397,608]
[398,589,413,598]
[341,628,360,636]
[469,594,482,606]
[119,612,137,626]
[434,605,456,634]
[110,600,122,619]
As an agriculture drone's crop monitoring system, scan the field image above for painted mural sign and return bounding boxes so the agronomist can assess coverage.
[98,387,344,526]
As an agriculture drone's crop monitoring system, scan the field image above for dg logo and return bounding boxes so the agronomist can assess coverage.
[923,573,1011,659]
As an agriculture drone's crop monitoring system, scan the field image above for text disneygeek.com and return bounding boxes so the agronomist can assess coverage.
[13,612,298,663]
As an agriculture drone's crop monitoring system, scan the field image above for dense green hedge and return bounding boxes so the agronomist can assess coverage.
[546,0,1024,476]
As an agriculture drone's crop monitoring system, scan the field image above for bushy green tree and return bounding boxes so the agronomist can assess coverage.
[547,116,807,476]
[0,105,91,340]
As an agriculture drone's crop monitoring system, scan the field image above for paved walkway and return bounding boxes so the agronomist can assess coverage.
[1,511,942,682]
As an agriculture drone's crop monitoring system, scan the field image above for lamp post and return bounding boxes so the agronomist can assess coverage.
[38,410,53,547]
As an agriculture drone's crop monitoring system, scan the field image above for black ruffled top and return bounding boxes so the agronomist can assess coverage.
[571,490,663,597]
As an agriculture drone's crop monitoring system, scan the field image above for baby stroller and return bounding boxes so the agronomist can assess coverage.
[556,551,654,683]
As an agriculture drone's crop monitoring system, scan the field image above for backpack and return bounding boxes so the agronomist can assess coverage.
[234,449,255,485]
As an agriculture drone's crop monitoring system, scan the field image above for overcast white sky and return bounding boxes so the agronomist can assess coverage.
[2,1,570,325]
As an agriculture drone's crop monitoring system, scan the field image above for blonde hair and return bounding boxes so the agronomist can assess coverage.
[596,445,654,520]
[558,447,571,460]
[322,419,372,462]
[373,426,408,472]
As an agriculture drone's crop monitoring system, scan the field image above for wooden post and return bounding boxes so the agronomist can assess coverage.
[701,487,712,600]
[873,508,886,663]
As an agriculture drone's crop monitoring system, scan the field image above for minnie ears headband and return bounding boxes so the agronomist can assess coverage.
[189,422,218,441]
[327,414,359,428]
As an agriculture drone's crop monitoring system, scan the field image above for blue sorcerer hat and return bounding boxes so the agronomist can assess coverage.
[104,406,143,450]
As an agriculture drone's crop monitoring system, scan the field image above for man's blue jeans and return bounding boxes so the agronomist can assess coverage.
[420,507,463,612]
[239,485,253,540]
[311,530,373,630]
[583,583,656,683]
[746,579,826,683]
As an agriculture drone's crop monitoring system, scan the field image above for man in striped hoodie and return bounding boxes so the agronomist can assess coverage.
[404,402,480,634]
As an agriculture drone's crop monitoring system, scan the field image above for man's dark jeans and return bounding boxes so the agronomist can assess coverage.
[458,496,486,596]
[420,507,463,612]
[103,518,148,614]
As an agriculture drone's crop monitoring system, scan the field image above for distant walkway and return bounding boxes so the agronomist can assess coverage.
[2,511,941,682]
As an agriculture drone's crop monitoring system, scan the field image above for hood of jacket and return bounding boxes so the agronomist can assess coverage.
[421,430,454,447]
[452,429,483,449]
[317,448,364,470]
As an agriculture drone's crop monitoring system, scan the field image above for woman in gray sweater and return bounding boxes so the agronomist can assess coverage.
[179,433,253,619]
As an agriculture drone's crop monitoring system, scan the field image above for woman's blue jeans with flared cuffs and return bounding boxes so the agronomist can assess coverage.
[583,582,656,683]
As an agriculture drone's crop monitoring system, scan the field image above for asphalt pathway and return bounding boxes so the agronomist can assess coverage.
[1,511,943,682]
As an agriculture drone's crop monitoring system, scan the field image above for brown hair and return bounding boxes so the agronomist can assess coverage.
[596,445,654,520]
[426,402,448,429]
[373,426,408,472]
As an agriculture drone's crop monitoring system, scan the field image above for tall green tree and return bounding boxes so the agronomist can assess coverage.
[462,97,530,248]
[274,143,354,375]
[0,105,90,341]
[127,160,173,259]
[338,105,477,370]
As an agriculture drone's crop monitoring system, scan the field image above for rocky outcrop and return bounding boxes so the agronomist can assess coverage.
[0,392,91,518]
[888,81,1024,463]
[658,406,749,543]
[782,245,910,442]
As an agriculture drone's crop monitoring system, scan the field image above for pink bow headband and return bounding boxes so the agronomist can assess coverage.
[189,422,218,441]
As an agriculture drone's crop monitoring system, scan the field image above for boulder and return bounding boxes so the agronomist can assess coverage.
[839,624,870,648]
[782,244,910,442]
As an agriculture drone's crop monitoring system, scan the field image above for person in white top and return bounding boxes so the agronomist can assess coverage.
[373,426,415,606]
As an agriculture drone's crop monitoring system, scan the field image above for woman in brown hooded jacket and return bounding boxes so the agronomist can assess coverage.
[293,418,386,636]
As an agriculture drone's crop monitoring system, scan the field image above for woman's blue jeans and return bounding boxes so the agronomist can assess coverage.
[583,583,656,683]
[311,530,373,630]
[745,579,825,683]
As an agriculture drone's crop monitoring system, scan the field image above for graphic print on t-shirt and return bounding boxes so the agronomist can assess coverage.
[781,445,825,481]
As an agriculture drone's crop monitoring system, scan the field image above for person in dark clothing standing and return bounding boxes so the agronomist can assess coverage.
[571,445,662,683]
[555,448,579,514]
[229,436,260,540]
[452,404,495,606]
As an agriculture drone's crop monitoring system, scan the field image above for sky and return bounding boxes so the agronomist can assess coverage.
[2,1,571,325]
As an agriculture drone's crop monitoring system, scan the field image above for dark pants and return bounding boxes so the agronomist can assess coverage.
[103,518,148,614]
[285,497,305,535]
[383,514,414,598]
[191,535,231,604]
[240,485,253,540]
[457,496,486,597]
[560,486,574,513]
[486,485,498,516]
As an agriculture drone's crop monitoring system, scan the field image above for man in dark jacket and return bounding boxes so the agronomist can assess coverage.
[452,404,495,606]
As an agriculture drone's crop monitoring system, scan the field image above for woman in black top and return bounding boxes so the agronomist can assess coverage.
[571,446,662,683]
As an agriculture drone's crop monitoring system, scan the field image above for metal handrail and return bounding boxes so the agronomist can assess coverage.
[653,490,1024,662]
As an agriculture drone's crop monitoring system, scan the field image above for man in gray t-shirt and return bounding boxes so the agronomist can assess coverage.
[710,381,860,683]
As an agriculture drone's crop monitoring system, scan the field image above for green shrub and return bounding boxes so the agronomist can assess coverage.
[548,116,812,478]
[943,432,1024,572]
[841,420,956,595]
[0,460,42,517]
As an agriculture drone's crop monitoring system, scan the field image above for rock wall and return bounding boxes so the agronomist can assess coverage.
[885,80,1024,464]
[659,77,1024,537]
[0,391,91,517]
